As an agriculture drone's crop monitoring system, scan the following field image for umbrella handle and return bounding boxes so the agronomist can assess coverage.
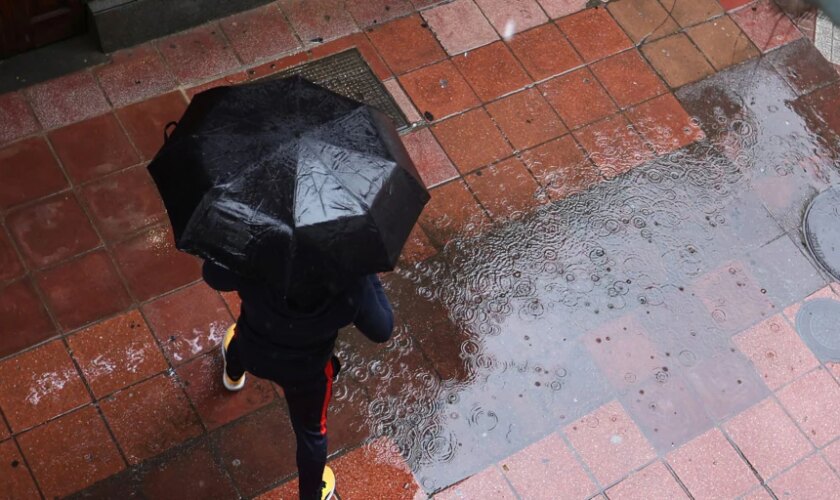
[163,121,178,143]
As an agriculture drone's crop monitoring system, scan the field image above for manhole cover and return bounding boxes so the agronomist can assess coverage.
[804,187,840,281]
[254,48,409,130]
[796,298,840,361]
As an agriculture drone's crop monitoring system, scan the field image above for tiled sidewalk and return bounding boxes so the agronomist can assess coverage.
[1,0,840,498]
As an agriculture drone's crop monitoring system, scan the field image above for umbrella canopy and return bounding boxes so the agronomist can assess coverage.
[147,75,429,287]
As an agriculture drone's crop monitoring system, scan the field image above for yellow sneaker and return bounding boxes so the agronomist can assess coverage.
[221,325,246,391]
[321,465,336,500]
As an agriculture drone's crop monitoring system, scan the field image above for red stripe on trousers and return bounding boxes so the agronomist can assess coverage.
[320,360,334,436]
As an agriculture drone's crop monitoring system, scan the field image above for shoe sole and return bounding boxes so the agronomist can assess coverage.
[222,326,246,392]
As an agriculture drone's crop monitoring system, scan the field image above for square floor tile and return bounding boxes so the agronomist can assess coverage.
[685,348,770,421]
[401,128,459,187]
[452,41,531,102]
[668,0,724,28]
[79,165,166,242]
[219,4,300,65]
[626,93,705,155]
[0,229,24,282]
[140,440,237,499]
[437,465,517,499]
[573,113,654,178]
[368,15,446,75]
[24,71,110,129]
[0,439,40,499]
[418,180,490,244]
[466,157,543,221]
[0,280,55,357]
[100,373,203,464]
[94,45,177,107]
[641,33,715,88]
[733,315,819,390]
[112,225,202,302]
[186,71,250,99]
[115,92,188,160]
[724,397,813,478]
[501,433,597,500]
[0,137,68,209]
[667,428,757,498]
[36,251,132,331]
[221,291,242,319]
[0,91,39,146]
[769,454,840,498]
[607,0,680,44]
[330,439,423,498]
[591,50,667,108]
[142,282,233,365]
[691,260,776,334]
[400,224,438,265]
[558,7,634,63]
[422,0,499,55]
[687,16,760,71]
[399,60,480,121]
[7,193,101,269]
[345,0,413,27]
[0,340,90,433]
[720,0,753,10]
[506,23,583,81]
[432,108,512,173]
[155,24,240,84]
[821,437,840,472]
[538,0,587,18]
[384,79,421,123]
[486,88,567,150]
[17,405,124,498]
[540,68,618,129]
[767,39,839,96]
[798,83,840,139]
[776,368,840,447]
[68,310,168,398]
[731,0,802,53]
[475,0,548,36]
[177,350,275,430]
[48,113,140,184]
[520,135,602,200]
[607,461,688,500]
[583,314,667,390]
[564,400,656,486]
[279,0,358,43]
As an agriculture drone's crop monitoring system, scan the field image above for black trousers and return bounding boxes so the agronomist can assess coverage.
[225,331,339,500]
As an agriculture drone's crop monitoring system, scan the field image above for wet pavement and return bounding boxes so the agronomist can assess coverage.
[2,0,840,498]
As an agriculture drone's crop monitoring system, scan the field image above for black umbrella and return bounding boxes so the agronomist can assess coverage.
[147,76,430,288]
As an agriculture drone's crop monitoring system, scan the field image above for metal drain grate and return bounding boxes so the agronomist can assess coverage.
[804,186,840,281]
[256,48,409,130]
[796,298,840,361]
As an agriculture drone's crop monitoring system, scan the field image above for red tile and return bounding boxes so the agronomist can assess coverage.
[487,88,567,151]
[626,93,705,155]
[724,397,813,478]
[466,157,543,220]
[584,315,665,390]
[7,193,101,269]
[686,16,760,71]
[401,128,458,187]
[769,40,839,97]
[368,15,446,75]
[399,60,480,121]
[0,439,40,500]
[80,165,166,242]
[255,480,298,499]
[591,50,667,109]
[422,0,499,55]
[219,4,300,64]
[558,7,633,63]
[776,368,840,447]
[221,291,242,319]
[155,24,241,84]
[540,68,618,129]
[743,487,774,500]
[0,229,24,282]
[730,0,802,53]
[400,224,438,264]
[185,71,250,100]
[142,282,233,365]
[0,280,55,357]
[112,225,202,302]
[116,92,188,160]
[48,113,140,184]
[17,405,124,498]
[720,0,753,10]
[0,137,68,209]
[520,135,602,200]
[68,310,168,398]
[733,315,819,390]
[437,465,517,499]
[308,33,392,81]
[36,250,132,331]
[278,0,359,43]
[418,180,490,244]
[475,0,548,36]
[668,0,724,28]
[641,33,716,88]
[453,42,531,102]
[0,91,39,146]
[384,79,421,123]
[329,438,422,497]
[100,373,203,464]
[506,23,583,82]
[0,340,90,433]
[610,462,688,499]
[564,400,656,485]
[607,0,680,44]
[432,108,511,173]
[501,433,597,499]
[140,441,238,499]
[178,350,275,430]
[345,0,413,27]
[692,261,776,334]
[821,438,840,473]
[573,113,654,178]
[769,454,840,498]
[667,428,757,498]
[23,71,110,129]
[538,0,587,18]
[94,44,177,107]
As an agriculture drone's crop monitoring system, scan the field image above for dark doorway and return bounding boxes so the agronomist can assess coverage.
[0,0,87,59]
